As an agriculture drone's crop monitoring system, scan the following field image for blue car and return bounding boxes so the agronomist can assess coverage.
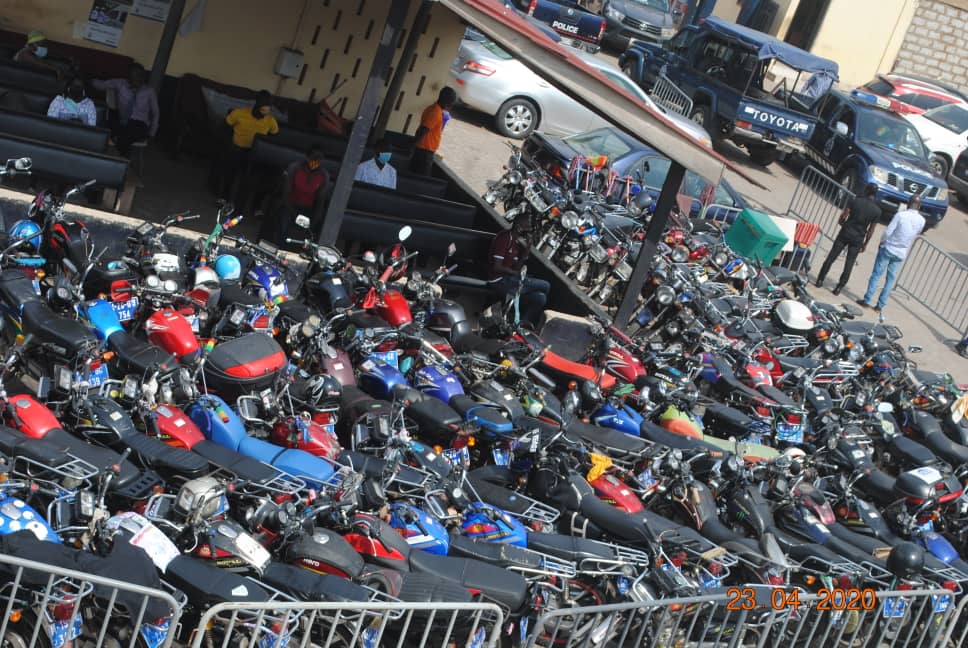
[521,127,748,221]
[805,89,949,226]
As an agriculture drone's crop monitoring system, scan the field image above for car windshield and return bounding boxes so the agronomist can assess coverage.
[857,111,928,159]
[628,0,670,10]
[563,129,635,160]
[925,103,968,134]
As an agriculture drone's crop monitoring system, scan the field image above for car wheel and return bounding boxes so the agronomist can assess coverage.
[929,154,950,178]
[496,98,538,139]
[689,104,718,144]
[748,145,780,167]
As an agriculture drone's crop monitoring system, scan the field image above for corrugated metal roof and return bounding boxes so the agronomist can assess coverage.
[440,0,762,187]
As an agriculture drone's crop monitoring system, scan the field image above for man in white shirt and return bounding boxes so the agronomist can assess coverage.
[858,194,925,312]
[354,139,397,190]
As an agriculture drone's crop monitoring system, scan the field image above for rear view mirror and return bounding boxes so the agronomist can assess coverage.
[295,214,311,229]
[398,226,412,242]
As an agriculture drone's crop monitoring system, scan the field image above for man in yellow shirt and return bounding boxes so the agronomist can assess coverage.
[409,86,456,176]
[214,90,279,201]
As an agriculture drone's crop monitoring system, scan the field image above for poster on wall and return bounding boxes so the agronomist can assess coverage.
[132,0,171,22]
[84,0,134,48]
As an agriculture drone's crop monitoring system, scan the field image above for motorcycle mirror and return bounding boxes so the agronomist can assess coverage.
[908,345,923,353]
[447,242,456,258]
[295,214,311,230]
[13,158,31,171]
[55,365,72,393]
[398,226,412,242]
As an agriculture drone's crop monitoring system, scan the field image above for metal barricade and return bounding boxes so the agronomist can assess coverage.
[649,72,694,117]
[895,236,968,333]
[777,165,853,275]
[523,586,961,648]
[188,600,505,648]
[701,202,743,224]
[0,552,183,648]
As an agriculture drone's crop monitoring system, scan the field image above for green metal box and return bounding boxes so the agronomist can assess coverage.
[724,208,789,265]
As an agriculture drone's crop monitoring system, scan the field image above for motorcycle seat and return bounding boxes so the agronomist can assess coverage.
[408,549,527,612]
[397,572,473,604]
[0,269,42,307]
[218,284,262,308]
[775,355,821,372]
[402,395,464,440]
[337,450,427,487]
[107,331,177,378]
[262,562,369,603]
[237,437,335,488]
[21,302,98,356]
[466,473,535,518]
[448,534,543,571]
[638,421,722,456]
[841,321,897,339]
[44,428,155,494]
[276,298,314,324]
[565,418,649,457]
[771,527,850,568]
[641,510,723,554]
[190,439,281,484]
[117,427,210,478]
[921,429,968,467]
[0,424,86,470]
[858,469,897,506]
[449,395,513,436]
[914,369,949,386]
[578,493,653,546]
[764,266,798,286]
[166,555,270,605]
[451,331,506,357]
[524,532,616,564]
[757,384,796,407]
[889,435,939,468]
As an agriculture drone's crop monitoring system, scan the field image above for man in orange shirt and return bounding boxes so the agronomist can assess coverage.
[409,86,456,176]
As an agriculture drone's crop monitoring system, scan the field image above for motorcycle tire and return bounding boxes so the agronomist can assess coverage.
[2,610,52,648]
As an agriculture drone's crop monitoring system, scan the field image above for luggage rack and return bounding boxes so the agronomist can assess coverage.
[7,452,99,485]
[461,477,560,527]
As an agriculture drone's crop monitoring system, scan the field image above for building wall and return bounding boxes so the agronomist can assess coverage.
[711,0,743,23]
[803,0,916,87]
[893,0,968,92]
[0,0,464,133]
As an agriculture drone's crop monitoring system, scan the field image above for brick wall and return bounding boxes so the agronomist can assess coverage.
[893,0,968,91]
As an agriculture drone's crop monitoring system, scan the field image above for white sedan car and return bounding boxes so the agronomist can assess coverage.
[451,31,711,146]
[905,102,968,178]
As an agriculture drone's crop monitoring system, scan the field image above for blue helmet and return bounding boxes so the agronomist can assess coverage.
[9,220,41,253]
[214,254,241,282]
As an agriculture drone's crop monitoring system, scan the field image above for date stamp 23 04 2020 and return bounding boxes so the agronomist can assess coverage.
[725,587,879,612]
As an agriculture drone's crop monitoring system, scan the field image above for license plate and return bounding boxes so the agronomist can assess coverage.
[776,421,804,443]
[933,594,951,613]
[49,615,83,648]
[699,572,721,590]
[110,296,140,322]
[370,350,400,370]
[883,597,907,618]
[919,520,934,533]
[76,363,109,388]
[493,448,510,466]
[187,314,200,333]
[637,468,657,489]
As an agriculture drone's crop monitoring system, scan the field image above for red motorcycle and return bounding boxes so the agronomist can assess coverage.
[358,227,419,328]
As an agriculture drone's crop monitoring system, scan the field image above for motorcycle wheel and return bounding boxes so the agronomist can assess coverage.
[2,611,52,648]
[535,580,605,647]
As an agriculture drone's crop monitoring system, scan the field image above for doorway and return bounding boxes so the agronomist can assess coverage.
[784,0,832,50]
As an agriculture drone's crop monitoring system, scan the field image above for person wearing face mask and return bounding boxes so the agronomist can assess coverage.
[354,139,397,190]
[93,63,159,156]
[273,145,330,245]
[215,90,280,201]
[14,31,58,75]
[47,78,97,127]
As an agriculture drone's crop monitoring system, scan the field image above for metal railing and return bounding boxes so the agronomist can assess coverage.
[649,72,694,117]
[0,551,183,648]
[895,235,968,333]
[778,165,852,274]
[188,600,505,648]
[523,586,963,648]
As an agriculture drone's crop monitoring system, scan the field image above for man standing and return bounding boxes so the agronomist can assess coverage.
[815,182,880,295]
[355,139,397,190]
[858,194,925,312]
[409,87,457,176]
[93,63,160,157]
[488,214,550,330]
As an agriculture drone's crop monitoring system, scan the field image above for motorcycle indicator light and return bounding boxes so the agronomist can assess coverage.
[804,575,816,585]
[8,610,21,623]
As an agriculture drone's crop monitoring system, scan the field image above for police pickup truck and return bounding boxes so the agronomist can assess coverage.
[806,89,949,226]
[513,0,606,50]
[619,17,837,167]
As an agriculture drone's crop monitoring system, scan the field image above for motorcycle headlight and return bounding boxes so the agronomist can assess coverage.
[665,321,681,337]
[823,336,842,355]
[712,251,728,267]
[507,170,523,185]
[656,284,676,306]
[671,245,689,263]
[869,165,890,185]
[560,210,580,230]
[122,376,139,400]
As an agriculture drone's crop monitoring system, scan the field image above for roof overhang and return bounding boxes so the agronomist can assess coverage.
[440,0,763,188]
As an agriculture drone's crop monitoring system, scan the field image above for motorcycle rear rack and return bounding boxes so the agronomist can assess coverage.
[810,361,861,384]
[8,453,98,486]
[511,548,577,580]
[573,541,653,577]
[922,564,968,594]
[384,464,437,496]
[213,465,309,498]
[654,529,739,569]
[461,478,560,526]
[770,335,809,352]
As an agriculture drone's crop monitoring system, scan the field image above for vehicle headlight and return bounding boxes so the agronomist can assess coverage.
[507,170,523,185]
[661,27,676,39]
[869,165,890,185]
[823,336,842,355]
[665,321,681,337]
[605,4,625,20]
[671,245,690,263]
[713,251,729,267]
[656,284,676,305]
[560,210,580,229]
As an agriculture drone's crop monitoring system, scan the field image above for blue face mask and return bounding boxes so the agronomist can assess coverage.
[377,152,392,165]
[34,46,48,58]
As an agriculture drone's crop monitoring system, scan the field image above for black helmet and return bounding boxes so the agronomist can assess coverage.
[887,542,924,581]
[302,374,342,409]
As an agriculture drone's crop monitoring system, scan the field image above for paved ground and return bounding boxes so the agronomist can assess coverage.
[438,105,968,383]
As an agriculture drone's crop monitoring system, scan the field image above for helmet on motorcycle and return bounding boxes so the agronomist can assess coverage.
[378,243,408,282]
[214,254,241,282]
[9,220,41,253]
[887,541,924,581]
[193,266,220,291]
[302,374,342,409]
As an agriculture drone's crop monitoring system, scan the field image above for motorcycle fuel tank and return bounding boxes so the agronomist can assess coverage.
[146,308,200,361]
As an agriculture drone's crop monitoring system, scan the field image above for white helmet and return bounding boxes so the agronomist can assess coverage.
[193,266,220,291]
[773,299,814,334]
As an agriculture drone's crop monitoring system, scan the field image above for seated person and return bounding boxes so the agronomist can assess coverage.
[13,31,59,76]
[354,139,397,190]
[47,78,97,127]
[93,63,159,157]
[487,214,549,330]
[214,90,279,201]
[273,145,330,245]
[317,97,351,136]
